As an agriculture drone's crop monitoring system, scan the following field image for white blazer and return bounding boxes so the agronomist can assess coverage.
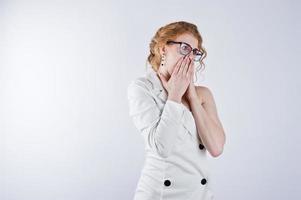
[127,67,215,200]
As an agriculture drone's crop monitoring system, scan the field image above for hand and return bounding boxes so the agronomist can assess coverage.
[158,56,193,103]
[184,58,198,101]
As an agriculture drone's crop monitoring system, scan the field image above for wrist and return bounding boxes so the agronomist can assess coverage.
[167,94,181,103]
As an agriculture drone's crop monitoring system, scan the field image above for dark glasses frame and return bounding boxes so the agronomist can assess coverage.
[166,40,204,62]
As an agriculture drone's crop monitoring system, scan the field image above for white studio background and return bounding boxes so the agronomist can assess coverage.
[0,0,300,199]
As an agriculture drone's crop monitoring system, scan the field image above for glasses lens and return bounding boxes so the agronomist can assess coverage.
[193,50,203,61]
[180,43,191,55]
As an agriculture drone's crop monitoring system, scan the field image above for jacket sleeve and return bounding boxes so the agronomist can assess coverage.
[127,79,186,158]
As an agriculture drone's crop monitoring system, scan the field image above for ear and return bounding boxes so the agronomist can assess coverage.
[159,45,166,56]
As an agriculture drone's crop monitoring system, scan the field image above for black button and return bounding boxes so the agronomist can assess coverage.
[199,143,205,150]
[164,179,171,186]
[201,178,207,185]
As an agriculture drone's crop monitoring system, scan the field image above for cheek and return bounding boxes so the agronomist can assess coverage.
[167,59,178,73]
[167,54,183,70]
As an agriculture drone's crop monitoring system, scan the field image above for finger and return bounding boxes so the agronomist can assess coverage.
[180,56,188,75]
[188,62,194,80]
[172,56,185,76]
[181,57,189,76]
[179,56,188,74]
[184,58,191,75]
[187,58,193,75]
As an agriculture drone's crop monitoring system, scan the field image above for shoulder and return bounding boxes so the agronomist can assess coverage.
[195,86,214,104]
[128,76,151,89]
[127,76,153,98]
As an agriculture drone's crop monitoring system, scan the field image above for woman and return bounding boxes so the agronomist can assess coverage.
[127,21,226,200]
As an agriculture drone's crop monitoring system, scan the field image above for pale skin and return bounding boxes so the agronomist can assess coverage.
[156,33,226,157]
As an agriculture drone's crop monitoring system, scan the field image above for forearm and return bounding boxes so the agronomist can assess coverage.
[150,99,186,158]
[128,81,187,158]
[189,97,224,157]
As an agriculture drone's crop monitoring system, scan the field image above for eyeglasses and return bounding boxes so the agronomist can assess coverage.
[166,40,204,62]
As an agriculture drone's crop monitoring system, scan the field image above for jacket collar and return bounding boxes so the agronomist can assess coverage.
[145,67,168,102]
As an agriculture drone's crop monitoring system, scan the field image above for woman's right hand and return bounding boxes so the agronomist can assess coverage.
[158,56,193,103]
